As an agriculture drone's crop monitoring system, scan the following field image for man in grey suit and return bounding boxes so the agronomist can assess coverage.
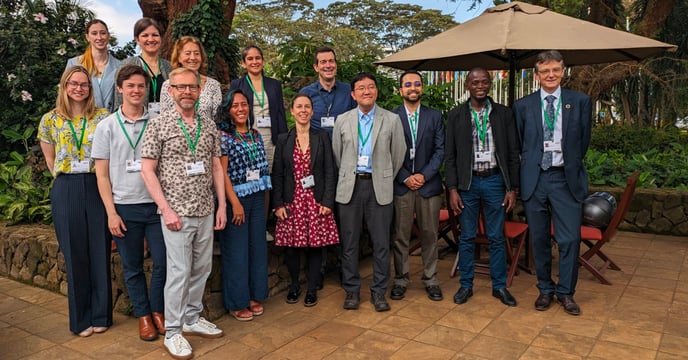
[332,72,406,312]
[513,50,592,316]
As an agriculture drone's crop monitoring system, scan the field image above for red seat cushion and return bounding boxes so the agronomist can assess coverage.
[504,221,528,237]
[580,225,603,241]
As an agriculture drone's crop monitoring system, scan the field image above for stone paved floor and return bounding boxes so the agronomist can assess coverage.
[2,231,688,359]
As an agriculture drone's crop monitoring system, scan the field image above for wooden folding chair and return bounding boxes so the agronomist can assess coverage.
[577,171,640,285]
[409,186,459,258]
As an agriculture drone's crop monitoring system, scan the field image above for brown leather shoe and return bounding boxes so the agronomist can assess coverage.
[139,315,158,341]
[152,312,165,335]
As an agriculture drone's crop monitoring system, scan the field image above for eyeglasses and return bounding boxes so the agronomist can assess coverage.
[67,81,90,89]
[170,84,200,92]
[402,81,422,88]
[537,67,564,76]
[354,85,377,92]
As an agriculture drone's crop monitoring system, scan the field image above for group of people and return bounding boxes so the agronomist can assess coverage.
[37,16,592,360]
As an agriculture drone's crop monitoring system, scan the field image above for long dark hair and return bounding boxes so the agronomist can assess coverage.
[216,88,253,132]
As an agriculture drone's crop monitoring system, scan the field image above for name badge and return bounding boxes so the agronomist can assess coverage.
[301,175,315,189]
[185,161,206,176]
[125,159,142,172]
[320,116,335,128]
[256,116,271,128]
[148,102,161,119]
[246,169,260,181]
[409,148,416,160]
[475,151,492,163]
[544,141,562,152]
[357,155,369,167]
[87,134,94,143]
[70,159,90,173]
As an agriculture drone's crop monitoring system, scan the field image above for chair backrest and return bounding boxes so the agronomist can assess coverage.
[602,171,640,241]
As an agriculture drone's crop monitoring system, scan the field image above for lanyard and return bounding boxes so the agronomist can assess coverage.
[139,56,161,101]
[470,100,490,145]
[407,109,419,146]
[542,97,562,131]
[236,130,258,162]
[176,115,201,160]
[318,88,335,117]
[246,75,265,109]
[357,114,373,150]
[295,135,311,176]
[116,112,147,152]
[67,117,87,158]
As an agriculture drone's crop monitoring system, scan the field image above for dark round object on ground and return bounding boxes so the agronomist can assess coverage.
[582,191,617,228]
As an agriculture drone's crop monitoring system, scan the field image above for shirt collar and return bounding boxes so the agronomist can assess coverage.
[540,87,562,101]
[358,105,376,121]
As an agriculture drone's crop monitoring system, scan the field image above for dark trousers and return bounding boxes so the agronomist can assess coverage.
[113,203,166,317]
[337,178,393,295]
[285,247,323,293]
[523,168,582,296]
[50,174,111,334]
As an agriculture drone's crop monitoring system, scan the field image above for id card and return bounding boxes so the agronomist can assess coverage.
[544,141,562,152]
[125,159,142,172]
[409,148,416,160]
[357,155,369,167]
[185,161,206,176]
[148,102,161,119]
[320,116,335,128]
[246,169,260,181]
[256,116,271,128]
[70,159,90,173]
[475,151,492,163]
[301,175,315,189]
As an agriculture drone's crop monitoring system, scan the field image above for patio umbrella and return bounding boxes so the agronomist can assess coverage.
[374,1,677,105]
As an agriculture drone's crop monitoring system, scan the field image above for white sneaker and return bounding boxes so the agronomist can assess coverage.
[182,317,224,338]
[163,333,193,360]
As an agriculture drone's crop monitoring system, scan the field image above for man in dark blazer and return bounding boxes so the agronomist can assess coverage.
[445,68,520,307]
[390,70,445,302]
[332,72,406,312]
[513,50,592,316]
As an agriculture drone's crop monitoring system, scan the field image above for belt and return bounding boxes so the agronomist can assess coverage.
[544,166,565,171]
[472,168,500,177]
[356,173,372,180]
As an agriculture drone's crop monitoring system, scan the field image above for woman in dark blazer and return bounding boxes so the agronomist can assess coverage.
[272,94,339,307]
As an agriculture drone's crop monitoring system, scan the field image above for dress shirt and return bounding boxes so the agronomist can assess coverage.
[356,106,375,174]
[540,87,563,167]
[300,80,356,135]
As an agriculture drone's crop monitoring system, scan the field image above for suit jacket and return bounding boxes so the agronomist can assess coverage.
[271,128,336,209]
[392,104,444,198]
[66,54,121,113]
[514,88,592,202]
[230,75,288,145]
[332,105,406,206]
[445,98,520,192]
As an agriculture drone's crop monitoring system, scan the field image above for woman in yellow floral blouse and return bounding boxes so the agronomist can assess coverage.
[38,65,111,338]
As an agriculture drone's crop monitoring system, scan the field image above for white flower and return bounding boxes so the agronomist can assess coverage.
[21,90,32,102]
[67,37,79,47]
[33,13,48,24]
[7,73,16,81]
[57,48,66,56]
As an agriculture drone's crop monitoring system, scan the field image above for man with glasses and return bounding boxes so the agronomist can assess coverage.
[445,68,520,307]
[514,50,592,316]
[141,67,227,359]
[332,72,406,312]
[390,70,445,302]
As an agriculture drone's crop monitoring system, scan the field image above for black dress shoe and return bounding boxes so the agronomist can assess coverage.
[492,288,517,307]
[343,291,360,310]
[390,285,406,300]
[370,292,391,312]
[557,295,581,316]
[304,292,318,307]
[425,285,443,301]
[453,287,473,305]
[534,293,554,311]
[286,288,301,304]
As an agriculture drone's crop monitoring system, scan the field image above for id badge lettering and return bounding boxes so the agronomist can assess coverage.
[320,116,335,128]
[148,102,161,119]
[357,155,369,167]
[246,169,260,181]
[126,159,142,172]
[475,151,492,163]
[544,140,562,152]
[71,159,90,173]
[301,175,315,189]
[185,161,206,176]
[256,116,271,128]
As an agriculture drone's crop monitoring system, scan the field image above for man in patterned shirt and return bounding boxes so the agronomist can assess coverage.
[141,67,227,360]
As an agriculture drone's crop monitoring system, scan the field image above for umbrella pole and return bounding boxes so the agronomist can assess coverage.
[508,59,516,107]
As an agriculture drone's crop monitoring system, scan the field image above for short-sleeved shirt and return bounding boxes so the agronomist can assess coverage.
[37,109,109,176]
[140,109,221,217]
[160,77,222,122]
[91,108,153,204]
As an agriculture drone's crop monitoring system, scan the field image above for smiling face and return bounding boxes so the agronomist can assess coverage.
[179,42,202,72]
[136,25,161,55]
[351,76,378,113]
[85,22,109,51]
[66,71,91,103]
[465,69,492,102]
[168,70,200,111]
[291,95,313,128]
[399,72,423,104]
[229,92,250,129]
[242,47,264,77]
[118,74,147,108]
[313,51,337,83]
[534,59,564,93]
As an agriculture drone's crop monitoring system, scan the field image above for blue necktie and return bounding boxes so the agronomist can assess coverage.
[542,95,556,170]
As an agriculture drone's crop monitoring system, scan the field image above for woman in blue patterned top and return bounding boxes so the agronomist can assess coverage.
[218,89,271,322]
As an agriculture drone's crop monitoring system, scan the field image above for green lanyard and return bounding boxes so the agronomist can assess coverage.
[408,109,419,146]
[67,117,87,158]
[176,115,201,161]
[116,112,147,153]
[139,56,161,101]
[357,115,373,150]
[236,130,258,163]
[542,97,562,131]
[470,100,490,145]
[245,75,265,109]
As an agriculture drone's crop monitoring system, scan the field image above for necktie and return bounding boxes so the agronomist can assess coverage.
[542,95,556,170]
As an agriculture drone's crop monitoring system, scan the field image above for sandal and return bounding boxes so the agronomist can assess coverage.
[249,301,264,316]
[230,308,254,322]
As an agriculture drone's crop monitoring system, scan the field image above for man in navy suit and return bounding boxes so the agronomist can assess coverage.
[390,70,445,302]
[513,50,592,316]
[445,68,520,307]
